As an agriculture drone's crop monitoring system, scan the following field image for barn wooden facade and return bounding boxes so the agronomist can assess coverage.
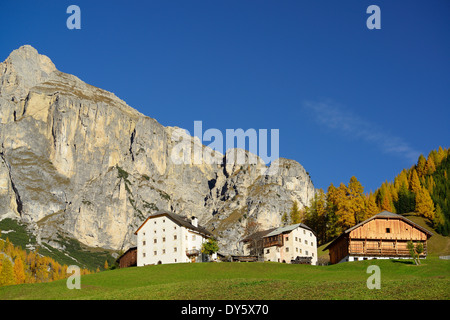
[324,211,433,264]
[117,247,137,268]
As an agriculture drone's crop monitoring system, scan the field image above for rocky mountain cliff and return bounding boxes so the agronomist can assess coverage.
[0,45,315,256]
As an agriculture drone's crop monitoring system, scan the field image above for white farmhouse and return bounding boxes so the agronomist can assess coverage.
[135,210,213,266]
[242,223,318,265]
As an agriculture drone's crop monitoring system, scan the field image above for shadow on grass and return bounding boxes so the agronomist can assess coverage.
[391,259,415,265]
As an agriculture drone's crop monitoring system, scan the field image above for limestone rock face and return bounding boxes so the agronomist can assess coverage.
[0,45,316,254]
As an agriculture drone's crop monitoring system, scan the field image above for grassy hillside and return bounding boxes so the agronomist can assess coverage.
[402,214,450,256]
[0,256,448,300]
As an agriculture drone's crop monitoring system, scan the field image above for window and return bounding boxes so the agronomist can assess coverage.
[386,228,391,233]
[310,232,312,237]
[174,226,177,230]
[192,235,196,241]
[154,221,156,224]
[174,247,177,252]
[306,250,308,255]
[305,240,307,244]
[299,249,302,253]
[286,247,289,252]
[143,241,146,246]
[143,232,145,236]
[163,237,166,242]
[163,228,165,232]
[154,239,157,244]
[286,237,289,241]
[311,242,313,246]
[266,249,270,254]
[143,253,146,257]
[174,235,177,240]
[162,249,166,254]
[163,219,165,223]
[154,230,156,234]
[303,230,306,234]
[312,252,314,257]
[295,237,298,241]
[154,251,157,255]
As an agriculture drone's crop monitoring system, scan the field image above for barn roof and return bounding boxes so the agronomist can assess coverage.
[116,246,137,263]
[134,210,213,237]
[323,211,433,251]
[241,227,278,242]
[265,223,315,237]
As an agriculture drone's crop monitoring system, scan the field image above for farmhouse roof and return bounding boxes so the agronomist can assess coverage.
[241,227,277,242]
[242,223,315,242]
[265,223,315,237]
[116,246,137,263]
[134,210,213,237]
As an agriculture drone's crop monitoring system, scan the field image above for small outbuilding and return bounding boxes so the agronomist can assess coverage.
[117,247,137,268]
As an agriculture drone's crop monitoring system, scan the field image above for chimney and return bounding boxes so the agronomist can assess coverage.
[191,216,198,227]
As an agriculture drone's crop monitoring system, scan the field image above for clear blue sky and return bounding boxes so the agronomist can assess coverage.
[1,0,449,192]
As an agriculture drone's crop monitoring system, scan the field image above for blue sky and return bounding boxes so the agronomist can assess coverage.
[1,0,449,192]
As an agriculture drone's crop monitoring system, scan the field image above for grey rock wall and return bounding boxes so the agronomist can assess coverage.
[0,45,316,255]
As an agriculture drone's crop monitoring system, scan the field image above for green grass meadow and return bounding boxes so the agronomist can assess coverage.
[1,255,448,300]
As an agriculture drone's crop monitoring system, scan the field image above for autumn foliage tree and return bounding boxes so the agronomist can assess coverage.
[303,147,450,245]
[415,186,435,220]
[289,201,303,224]
[304,177,381,246]
[0,235,93,287]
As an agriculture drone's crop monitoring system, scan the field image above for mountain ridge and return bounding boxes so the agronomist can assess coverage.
[0,45,316,257]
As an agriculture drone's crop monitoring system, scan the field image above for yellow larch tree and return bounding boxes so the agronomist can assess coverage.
[13,256,26,284]
[365,192,379,218]
[409,169,421,195]
[415,186,435,220]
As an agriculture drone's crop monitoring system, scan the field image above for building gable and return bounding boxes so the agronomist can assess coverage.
[349,216,429,241]
[135,210,212,238]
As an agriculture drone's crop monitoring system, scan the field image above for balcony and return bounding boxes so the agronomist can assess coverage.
[263,235,283,248]
[186,249,200,257]
[348,241,427,257]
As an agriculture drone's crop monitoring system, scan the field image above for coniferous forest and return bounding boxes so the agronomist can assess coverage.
[303,146,450,246]
[0,235,92,286]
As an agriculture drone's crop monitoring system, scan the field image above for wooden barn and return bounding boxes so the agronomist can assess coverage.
[117,247,137,268]
[324,211,433,264]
